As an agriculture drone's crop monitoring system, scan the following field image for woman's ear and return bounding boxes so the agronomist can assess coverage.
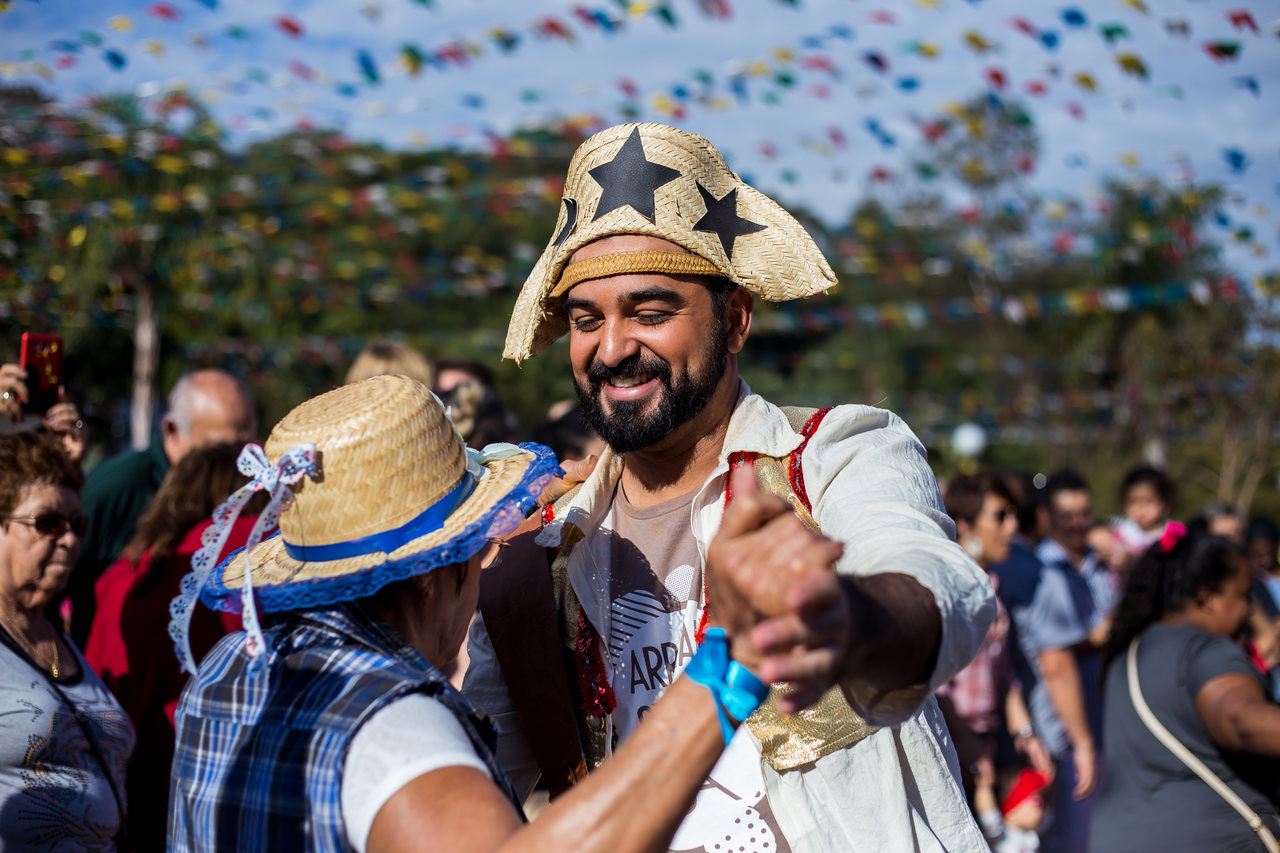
[409,571,437,601]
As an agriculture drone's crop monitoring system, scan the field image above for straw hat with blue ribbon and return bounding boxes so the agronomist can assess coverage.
[168,374,559,673]
[504,122,838,362]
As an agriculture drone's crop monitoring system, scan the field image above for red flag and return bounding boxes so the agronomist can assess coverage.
[1226,10,1258,33]
[148,3,179,20]
[1025,80,1047,96]
[276,16,304,37]
[984,67,1007,90]
[920,120,948,142]
[1065,102,1084,119]
[1007,17,1036,36]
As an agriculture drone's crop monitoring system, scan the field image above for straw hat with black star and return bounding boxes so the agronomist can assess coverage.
[504,123,838,362]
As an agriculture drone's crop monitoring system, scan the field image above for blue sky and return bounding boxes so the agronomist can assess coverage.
[2,0,1277,276]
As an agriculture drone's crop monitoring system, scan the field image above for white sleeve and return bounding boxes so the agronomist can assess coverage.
[341,692,492,853]
[460,610,542,801]
[803,405,997,726]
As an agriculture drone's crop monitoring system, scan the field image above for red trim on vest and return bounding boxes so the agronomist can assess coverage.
[789,407,832,514]
[542,502,556,526]
[575,605,616,718]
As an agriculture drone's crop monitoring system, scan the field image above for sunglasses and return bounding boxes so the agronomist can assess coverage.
[983,507,1014,523]
[1,512,88,538]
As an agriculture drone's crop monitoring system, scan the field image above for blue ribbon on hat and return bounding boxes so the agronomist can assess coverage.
[283,472,476,562]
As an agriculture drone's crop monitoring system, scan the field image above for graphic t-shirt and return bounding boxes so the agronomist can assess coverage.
[607,483,790,853]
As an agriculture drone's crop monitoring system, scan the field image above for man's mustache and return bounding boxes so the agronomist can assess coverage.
[585,355,673,388]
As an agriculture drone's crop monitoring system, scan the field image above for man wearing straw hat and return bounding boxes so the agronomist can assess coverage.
[468,123,996,851]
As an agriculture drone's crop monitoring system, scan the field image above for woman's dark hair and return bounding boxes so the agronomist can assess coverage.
[1120,465,1175,509]
[125,442,268,587]
[1102,530,1247,670]
[943,473,1017,527]
[0,431,82,516]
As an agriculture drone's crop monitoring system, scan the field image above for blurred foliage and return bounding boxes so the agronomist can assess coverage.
[2,85,1277,519]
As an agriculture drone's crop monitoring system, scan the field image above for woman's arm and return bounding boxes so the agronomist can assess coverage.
[368,676,723,853]
[1196,672,1280,756]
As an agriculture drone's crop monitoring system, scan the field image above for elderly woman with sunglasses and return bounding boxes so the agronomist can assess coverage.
[0,431,134,850]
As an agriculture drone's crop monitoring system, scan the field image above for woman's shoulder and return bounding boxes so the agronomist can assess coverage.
[1144,623,1260,690]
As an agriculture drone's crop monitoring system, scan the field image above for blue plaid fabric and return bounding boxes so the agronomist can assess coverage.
[169,602,519,852]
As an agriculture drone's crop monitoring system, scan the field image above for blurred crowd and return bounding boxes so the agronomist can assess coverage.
[937,465,1280,853]
[1,340,1277,852]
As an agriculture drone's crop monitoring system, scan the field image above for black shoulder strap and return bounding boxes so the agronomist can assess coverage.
[478,515,587,797]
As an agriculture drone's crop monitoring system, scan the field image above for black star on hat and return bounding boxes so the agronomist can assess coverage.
[693,183,766,260]
[588,127,680,223]
[552,197,578,246]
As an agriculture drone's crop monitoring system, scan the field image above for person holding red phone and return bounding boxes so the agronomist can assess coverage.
[0,360,89,467]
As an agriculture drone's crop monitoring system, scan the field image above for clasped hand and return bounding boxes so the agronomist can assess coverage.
[705,465,852,714]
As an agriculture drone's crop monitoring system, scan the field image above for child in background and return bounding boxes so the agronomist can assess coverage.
[977,766,1052,853]
[1114,466,1176,556]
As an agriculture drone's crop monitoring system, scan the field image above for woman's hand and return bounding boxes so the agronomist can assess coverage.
[0,363,28,424]
[537,454,599,508]
[43,387,89,466]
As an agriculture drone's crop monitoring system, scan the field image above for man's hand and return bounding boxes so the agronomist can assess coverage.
[1071,740,1097,800]
[705,465,843,677]
[1019,734,1054,778]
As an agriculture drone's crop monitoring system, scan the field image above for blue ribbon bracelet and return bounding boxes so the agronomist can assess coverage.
[684,627,770,745]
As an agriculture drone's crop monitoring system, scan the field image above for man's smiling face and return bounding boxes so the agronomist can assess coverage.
[564,236,730,454]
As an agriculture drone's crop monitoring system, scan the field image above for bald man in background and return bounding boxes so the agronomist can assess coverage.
[66,369,257,646]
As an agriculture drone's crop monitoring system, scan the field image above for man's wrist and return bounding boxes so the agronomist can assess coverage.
[836,575,871,677]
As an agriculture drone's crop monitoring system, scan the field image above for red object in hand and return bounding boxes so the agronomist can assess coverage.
[1002,768,1052,816]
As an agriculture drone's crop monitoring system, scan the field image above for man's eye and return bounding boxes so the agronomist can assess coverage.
[636,312,671,324]
[571,316,601,332]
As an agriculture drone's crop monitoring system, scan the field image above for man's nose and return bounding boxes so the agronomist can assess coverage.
[595,316,640,367]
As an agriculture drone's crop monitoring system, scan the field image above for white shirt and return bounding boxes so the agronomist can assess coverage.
[341,694,491,853]
[465,383,995,852]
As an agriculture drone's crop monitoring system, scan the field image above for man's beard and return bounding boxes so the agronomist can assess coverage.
[574,327,729,454]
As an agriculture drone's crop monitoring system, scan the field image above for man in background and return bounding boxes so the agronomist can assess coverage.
[67,369,256,646]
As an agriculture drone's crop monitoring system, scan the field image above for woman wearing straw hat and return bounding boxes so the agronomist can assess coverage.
[167,374,840,853]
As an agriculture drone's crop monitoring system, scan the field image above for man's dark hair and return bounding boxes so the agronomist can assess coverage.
[1247,516,1279,546]
[1044,469,1089,503]
[704,276,738,318]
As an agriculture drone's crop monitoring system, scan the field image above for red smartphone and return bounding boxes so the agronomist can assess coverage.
[19,333,62,414]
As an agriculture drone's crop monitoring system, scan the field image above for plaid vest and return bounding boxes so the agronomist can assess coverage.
[169,603,519,852]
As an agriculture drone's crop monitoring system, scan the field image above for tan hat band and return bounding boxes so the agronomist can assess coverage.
[550,251,721,298]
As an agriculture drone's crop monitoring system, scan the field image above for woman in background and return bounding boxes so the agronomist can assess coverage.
[1092,529,1280,853]
[85,442,267,853]
[0,431,133,850]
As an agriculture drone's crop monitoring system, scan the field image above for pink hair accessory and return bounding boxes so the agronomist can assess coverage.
[1158,521,1188,553]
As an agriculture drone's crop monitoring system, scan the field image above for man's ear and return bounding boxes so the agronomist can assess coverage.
[726,287,753,355]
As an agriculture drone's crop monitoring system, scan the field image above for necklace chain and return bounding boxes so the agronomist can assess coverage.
[0,609,60,678]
